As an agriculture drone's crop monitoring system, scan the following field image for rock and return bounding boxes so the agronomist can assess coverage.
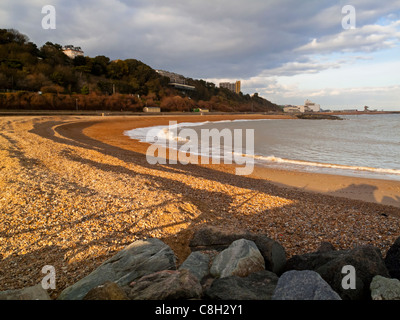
[272,270,341,300]
[204,270,278,300]
[57,238,176,300]
[295,114,342,120]
[190,226,286,274]
[83,281,129,300]
[284,248,345,272]
[317,242,336,253]
[178,251,212,282]
[317,246,389,300]
[285,245,389,300]
[210,239,265,278]
[384,236,400,280]
[0,284,51,300]
[370,275,400,300]
[252,234,286,275]
[190,225,242,251]
[124,269,202,300]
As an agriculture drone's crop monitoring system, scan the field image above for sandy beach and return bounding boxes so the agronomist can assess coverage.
[1,114,399,298]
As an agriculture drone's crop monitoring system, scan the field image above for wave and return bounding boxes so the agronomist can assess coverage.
[124,119,400,178]
[252,155,400,176]
[123,119,270,144]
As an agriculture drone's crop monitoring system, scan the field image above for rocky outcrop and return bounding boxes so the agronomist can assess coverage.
[0,284,51,300]
[284,244,389,300]
[124,269,203,300]
[384,236,400,280]
[3,231,400,301]
[83,281,129,300]
[272,270,341,300]
[370,275,400,300]
[189,225,286,274]
[295,114,342,120]
[210,239,265,278]
[57,238,176,300]
[178,251,212,282]
[204,270,278,300]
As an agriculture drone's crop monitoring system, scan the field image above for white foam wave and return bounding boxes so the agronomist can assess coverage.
[123,119,265,144]
[124,119,400,177]
[253,155,400,176]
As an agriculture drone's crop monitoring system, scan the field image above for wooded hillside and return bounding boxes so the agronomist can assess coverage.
[0,29,281,112]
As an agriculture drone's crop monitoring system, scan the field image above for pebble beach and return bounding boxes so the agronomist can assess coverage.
[1,114,399,299]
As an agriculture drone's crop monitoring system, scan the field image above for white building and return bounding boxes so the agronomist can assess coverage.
[143,107,161,113]
[283,100,320,113]
[283,106,300,113]
[304,99,320,112]
[62,45,84,59]
[297,105,312,113]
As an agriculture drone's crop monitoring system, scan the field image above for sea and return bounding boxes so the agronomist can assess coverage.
[124,113,400,181]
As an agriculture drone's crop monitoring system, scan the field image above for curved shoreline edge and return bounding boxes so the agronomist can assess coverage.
[84,114,400,209]
[1,114,400,299]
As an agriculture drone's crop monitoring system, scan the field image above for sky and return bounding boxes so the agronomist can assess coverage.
[1,0,400,110]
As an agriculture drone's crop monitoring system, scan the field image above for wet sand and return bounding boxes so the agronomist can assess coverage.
[253,167,400,209]
[85,114,400,209]
[0,114,399,298]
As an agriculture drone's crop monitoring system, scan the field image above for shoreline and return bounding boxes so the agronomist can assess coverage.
[89,114,400,209]
[1,114,400,298]
[252,166,400,209]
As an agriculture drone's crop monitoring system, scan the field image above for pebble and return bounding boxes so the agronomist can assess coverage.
[1,116,399,299]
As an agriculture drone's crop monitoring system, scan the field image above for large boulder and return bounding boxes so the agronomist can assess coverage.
[272,270,341,300]
[124,269,202,300]
[57,238,176,300]
[284,245,389,300]
[190,226,286,274]
[384,236,400,280]
[83,281,128,300]
[178,251,212,282]
[210,239,265,278]
[204,270,278,300]
[0,284,51,300]
[370,275,400,300]
[284,246,345,272]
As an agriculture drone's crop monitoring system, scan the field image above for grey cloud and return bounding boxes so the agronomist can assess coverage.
[2,0,400,80]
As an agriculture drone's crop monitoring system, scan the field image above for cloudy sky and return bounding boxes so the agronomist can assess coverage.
[2,0,400,110]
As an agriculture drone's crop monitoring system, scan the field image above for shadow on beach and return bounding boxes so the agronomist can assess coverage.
[325,183,400,209]
[1,117,399,298]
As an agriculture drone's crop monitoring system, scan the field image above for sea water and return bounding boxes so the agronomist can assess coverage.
[124,114,400,181]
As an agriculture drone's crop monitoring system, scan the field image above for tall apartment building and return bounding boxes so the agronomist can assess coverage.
[219,80,241,94]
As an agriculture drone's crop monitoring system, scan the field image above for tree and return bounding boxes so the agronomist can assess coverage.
[50,65,76,90]
[0,29,29,45]
[73,55,87,67]
[107,60,128,79]
[23,73,52,91]
[90,55,110,76]
[39,42,70,66]
[81,85,89,95]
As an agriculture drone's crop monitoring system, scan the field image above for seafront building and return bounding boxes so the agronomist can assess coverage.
[283,99,321,113]
[155,70,195,92]
[304,99,321,112]
[219,81,241,94]
[62,45,84,59]
[143,107,161,113]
